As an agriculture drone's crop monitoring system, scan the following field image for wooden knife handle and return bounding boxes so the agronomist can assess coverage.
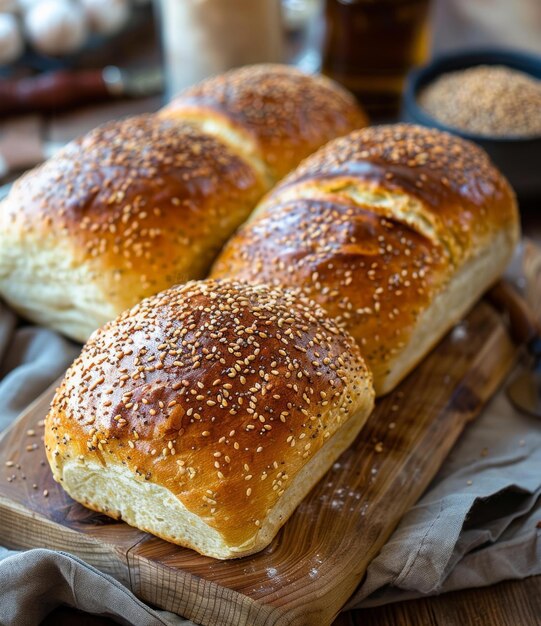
[488,280,541,345]
[0,69,111,117]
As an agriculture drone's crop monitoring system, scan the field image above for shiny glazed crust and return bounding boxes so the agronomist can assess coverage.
[0,66,367,342]
[161,64,368,181]
[211,124,520,395]
[0,116,266,341]
[45,280,374,558]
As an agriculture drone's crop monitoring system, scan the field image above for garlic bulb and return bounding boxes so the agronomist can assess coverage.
[24,0,88,56]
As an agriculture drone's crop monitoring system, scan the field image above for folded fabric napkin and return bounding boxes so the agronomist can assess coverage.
[0,301,539,626]
[350,388,541,608]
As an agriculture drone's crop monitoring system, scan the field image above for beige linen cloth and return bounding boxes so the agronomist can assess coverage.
[0,301,539,626]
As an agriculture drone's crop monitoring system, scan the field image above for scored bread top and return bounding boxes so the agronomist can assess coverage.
[211,124,520,393]
[212,197,449,388]
[276,123,518,263]
[161,64,368,181]
[45,280,373,546]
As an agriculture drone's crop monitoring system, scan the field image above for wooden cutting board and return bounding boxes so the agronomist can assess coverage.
[0,297,519,626]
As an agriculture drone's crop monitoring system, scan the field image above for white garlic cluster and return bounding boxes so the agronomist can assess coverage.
[0,0,150,62]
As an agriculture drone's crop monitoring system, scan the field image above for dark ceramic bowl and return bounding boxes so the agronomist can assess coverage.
[402,49,541,201]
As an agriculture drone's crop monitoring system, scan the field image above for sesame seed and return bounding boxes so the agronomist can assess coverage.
[47,278,370,525]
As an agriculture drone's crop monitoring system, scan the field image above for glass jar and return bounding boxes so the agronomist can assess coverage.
[322,0,430,117]
[157,0,285,100]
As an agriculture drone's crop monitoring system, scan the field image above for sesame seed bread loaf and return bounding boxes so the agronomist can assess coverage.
[211,124,520,395]
[0,65,366,342]
[45,280,375,559]
[160,64,368,181]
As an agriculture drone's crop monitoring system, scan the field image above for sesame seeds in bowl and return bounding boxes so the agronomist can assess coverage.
[402,49,541,199]
[418,65,541,140]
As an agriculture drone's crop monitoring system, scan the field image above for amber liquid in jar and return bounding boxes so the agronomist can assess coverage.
[322,0,429,117]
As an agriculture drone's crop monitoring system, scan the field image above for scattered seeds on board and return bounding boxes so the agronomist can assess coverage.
[374,442,384,453]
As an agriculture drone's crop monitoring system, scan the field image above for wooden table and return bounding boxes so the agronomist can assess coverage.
[2,83,539,626]
[37,575,541,626]
[347,212,541,626]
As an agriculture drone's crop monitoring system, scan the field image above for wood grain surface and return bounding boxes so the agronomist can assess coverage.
[335,575,541,626]
[40,575,541,626]
[0,297,518,626]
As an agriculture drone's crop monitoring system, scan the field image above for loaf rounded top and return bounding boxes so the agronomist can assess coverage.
[4,115,267,318]
[45,279,373,545]
[285,123,507,199]
[162,64,368,180]
[278,123,517,263]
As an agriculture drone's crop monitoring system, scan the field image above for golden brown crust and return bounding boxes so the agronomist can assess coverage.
[277,123,518,262]
[45,280,373,547]
[1,66,368,341]
[161,64,368,180]
[4,115,267,317]
[212,197,449,386]
[211,124,520,393]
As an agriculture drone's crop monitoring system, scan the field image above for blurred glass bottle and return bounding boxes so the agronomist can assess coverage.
[157,0,284,100]
[322,0,430,117]
[282,0,324,73]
